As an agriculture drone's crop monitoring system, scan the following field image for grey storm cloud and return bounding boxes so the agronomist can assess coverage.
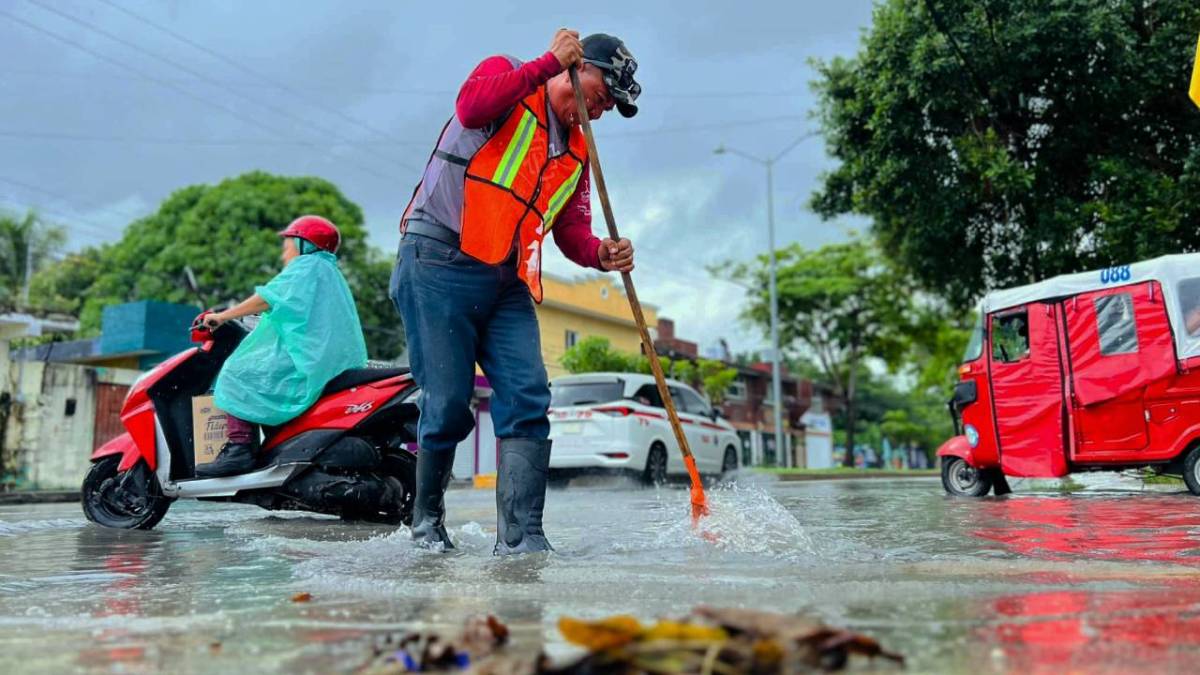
[1,0,874,354]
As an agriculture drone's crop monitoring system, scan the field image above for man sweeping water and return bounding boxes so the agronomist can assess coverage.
[391,29,641,553]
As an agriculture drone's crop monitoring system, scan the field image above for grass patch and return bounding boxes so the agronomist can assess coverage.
[1140,474,1184,486]
[1055,477,1085,492]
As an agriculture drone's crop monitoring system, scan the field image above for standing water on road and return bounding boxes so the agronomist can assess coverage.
[2,476,1200,673]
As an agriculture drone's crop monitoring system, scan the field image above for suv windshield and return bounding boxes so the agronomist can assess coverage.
[550,381,624,407]
[963,313,984,362]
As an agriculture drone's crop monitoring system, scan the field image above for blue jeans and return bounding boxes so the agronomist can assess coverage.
[389,233,550,452]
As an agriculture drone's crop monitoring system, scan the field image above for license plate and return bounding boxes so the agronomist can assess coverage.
[559,422,583,434]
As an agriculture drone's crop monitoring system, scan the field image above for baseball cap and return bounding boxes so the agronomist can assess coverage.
[581,33,640,118]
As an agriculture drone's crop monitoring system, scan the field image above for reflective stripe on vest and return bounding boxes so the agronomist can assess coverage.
[455,87,588,302]
[542,162,583,231]
[491,109,537,189]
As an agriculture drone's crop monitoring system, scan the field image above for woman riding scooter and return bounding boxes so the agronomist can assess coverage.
[196,215,368,478]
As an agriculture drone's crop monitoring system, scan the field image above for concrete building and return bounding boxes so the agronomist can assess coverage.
[644,312,839,469]
[15,301,199,369]
[2,360,140,490]
[0,310,79,371]
[536,273,658,379]
[2,301,198,491]
[0,308,148,490]
[653,318,698,360]
[718,362,814,467]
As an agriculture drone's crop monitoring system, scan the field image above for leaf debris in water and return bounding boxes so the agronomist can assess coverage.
[356,607,901,673]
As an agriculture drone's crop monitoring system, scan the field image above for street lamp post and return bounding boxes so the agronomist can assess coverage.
[715,132,818,468]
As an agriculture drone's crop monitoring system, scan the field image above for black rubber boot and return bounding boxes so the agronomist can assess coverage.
[411,448,456,549]
[494,438,553,555]
[194,442,257,478]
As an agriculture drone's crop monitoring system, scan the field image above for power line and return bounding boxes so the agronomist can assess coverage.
[650,90,807,100]
[2,4,410,187]
[1,68,807,100]
[0,175,144,223]
[0,129,427,148]
[0,113,813,149]
[602,116,808,140]
[93,0,426,157]
[0,67,450,95]
[583,240,753,292]
[25,0,420,175]
[0,199,116,243]
[2,7,292,145]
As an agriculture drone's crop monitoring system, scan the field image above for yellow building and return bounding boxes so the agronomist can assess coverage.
[537,273,658,379]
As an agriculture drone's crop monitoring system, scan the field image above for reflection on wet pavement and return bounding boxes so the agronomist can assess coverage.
[2,477,1200,672]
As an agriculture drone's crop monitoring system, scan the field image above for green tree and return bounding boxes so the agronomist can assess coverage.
[341,247,407,360]
[697,359,738,406]
[33,172,404,359]
[560,336,642,374]
[826,365,952,464]
[670,359,698,390]
[28,247,106,314]
[725,238,913,466]
[0,209,67,308]
[812,0,1200,309]
[880,409,926,450]
[906,303,976,391]
[560,336,737,403]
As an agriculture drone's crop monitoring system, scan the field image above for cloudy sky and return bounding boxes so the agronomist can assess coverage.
[1,0,874,356]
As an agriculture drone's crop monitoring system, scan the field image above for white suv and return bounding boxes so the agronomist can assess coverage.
[547,372,741,486]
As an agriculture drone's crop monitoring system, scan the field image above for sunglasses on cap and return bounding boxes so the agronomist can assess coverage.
[584,56,641,103]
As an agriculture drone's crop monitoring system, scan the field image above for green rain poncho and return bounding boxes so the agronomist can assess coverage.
[214,251,368,425]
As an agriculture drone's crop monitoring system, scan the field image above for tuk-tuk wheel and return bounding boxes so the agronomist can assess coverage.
[941,456,993,497]
[1182,446,1200,496]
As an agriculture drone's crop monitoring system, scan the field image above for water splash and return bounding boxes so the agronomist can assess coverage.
[0,518,80,537]
[657,485,817,560]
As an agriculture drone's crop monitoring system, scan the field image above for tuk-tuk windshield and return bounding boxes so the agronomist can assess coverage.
[963,313,984,362]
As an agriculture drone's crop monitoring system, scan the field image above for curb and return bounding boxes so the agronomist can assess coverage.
[769,472,938,482]
[0,490,81,504]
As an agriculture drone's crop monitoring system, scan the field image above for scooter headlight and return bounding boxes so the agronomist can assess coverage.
[965,424,980,448]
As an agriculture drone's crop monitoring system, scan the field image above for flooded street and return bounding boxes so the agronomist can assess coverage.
[3,476,1200,673]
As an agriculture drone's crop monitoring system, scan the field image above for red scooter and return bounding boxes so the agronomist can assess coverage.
[81,312,420,529]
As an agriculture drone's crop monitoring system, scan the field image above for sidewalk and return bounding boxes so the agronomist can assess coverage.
[757,468,938,482]
[0,490,80,505]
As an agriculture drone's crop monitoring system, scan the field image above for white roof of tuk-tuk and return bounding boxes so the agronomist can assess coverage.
[981,253,1200,360]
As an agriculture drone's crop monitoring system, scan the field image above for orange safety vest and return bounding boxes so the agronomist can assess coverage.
[459,87,588,302]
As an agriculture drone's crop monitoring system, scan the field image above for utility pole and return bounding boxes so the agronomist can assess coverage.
[715,132,818,467]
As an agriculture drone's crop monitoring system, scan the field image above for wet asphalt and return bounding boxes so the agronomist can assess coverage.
[2,473,1199,673]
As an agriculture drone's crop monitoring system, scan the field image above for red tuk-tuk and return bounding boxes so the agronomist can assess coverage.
[939,254,1200,497]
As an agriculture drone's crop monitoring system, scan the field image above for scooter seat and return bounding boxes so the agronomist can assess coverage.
[322,367,410,396]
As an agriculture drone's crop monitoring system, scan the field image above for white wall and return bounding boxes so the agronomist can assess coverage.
[25,363,96,490]
[3,362,141,490]
[801,410,834,469]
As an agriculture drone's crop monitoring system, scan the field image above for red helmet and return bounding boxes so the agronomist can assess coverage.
[278,215,341,254]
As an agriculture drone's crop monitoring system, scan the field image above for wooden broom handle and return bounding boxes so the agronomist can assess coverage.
[568,66,694,460]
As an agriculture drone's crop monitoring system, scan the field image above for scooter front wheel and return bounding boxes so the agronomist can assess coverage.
[941,456,993,497]
[82,455,173,529]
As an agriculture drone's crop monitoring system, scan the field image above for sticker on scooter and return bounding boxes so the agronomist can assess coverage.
[345,402,374,415]
[1099,265,1131,284]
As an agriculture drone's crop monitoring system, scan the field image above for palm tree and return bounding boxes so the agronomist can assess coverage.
[0,210,66,309]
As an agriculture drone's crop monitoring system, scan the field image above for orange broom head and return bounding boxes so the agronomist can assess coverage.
[684,455,710,523]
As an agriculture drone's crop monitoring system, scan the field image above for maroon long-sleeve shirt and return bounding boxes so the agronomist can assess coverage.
[454,52,602,270]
